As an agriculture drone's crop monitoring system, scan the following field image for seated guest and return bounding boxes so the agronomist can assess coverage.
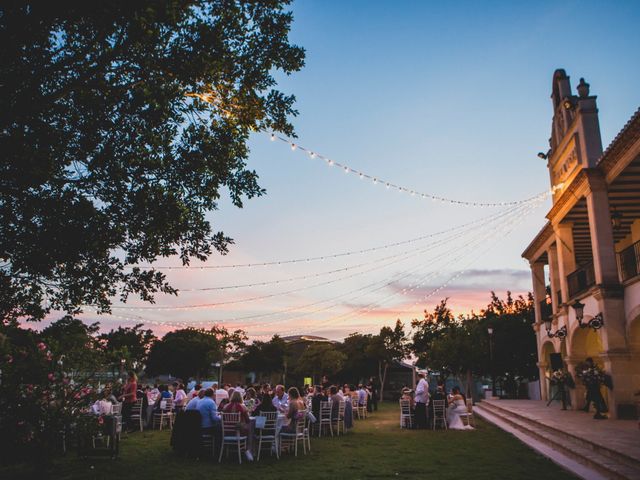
[401,388,415,411]
[189,383,202,401]
[223,391,251,432]
[214,382,228,405]
[272,384,289,413]
[257,392,276,413]
[357,384,367,406]
[92,391,113,415]
[244,387,260,413]
[311,385,327,420]
[281,387,304,433]
[196,388,220,434]
[185,389,205,411]
[174,382,187,409]
[235,383,246,396]
[329,385,342,418]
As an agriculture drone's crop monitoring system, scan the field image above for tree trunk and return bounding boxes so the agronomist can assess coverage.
[378,361,389,402]
[465,369,473,401]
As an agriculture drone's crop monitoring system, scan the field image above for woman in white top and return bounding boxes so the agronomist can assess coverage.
[447,387,473,430]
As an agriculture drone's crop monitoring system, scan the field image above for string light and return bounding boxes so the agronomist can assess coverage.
[101,198,542,330]
[264,195,543,338]
[268,132,556,208]
[125,205,526,271]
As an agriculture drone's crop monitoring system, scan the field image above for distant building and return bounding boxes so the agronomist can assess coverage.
[522,69,640,418]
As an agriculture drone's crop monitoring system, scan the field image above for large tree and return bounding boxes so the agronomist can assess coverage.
[366,320,409,401]
[0,1,305,322]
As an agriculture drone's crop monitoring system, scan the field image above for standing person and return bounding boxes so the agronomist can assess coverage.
[414,372,429,429]
[369,377,379,411]
[120,371,138,432]
[582,357,607,419]
[321,375,331,390]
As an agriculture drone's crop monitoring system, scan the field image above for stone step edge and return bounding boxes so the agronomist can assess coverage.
[479,401,640,470]
[474,405,636,480]
[473,405,615,480]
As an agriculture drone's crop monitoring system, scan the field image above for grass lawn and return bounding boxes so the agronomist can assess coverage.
[2,403,577,479]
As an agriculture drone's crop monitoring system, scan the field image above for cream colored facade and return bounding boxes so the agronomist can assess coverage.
[523,69,640,419]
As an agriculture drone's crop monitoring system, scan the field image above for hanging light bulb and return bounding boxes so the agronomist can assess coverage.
[291,143,296,151]
[344,166,349,174]
[270,133,275,141]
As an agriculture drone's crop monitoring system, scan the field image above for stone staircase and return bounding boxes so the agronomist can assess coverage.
[474,401,640,480]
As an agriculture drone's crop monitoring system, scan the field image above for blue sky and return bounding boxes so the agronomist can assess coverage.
[80,1,640,339]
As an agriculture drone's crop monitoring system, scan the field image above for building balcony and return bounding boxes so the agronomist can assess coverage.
[618,239,640,283]
[567,262,595,298]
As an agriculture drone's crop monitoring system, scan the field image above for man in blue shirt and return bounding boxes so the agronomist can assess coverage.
[197,388,220,433]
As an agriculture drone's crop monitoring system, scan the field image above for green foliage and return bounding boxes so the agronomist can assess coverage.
[240,335,287,379]
[338,332,375,381]
[0,0,305,322]
[97,323,157,373]
[0,321,103,466]
[411,292,537,397]
[294,343,347,378]
[145,328,220,381]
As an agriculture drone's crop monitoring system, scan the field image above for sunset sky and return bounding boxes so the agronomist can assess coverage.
[69,1,640,340]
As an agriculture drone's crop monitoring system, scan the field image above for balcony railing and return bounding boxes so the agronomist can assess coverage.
[567,262,595,298]
[618,239,640,282]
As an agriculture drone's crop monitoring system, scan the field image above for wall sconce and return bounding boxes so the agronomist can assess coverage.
[543,317,567,339]
[571,300,604,330]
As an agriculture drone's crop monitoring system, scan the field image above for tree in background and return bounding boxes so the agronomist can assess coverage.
[98,323,157,376]
[145,328,221,381]
[366,320,409,401]
[239,335,287,383]
[0,1,305,322]
[209,325,247,384]
[40,316,102,372]
[294,343,346,382]
[339,332,376,383]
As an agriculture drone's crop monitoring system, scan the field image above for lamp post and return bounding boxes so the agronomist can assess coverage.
[488,327,495,397]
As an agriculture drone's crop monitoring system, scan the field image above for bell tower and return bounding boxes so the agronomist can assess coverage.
[546,69,604,202]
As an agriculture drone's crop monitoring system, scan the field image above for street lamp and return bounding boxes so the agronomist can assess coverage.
[487,327,495,397]
[543,318,567,339]
[571,300,604,330]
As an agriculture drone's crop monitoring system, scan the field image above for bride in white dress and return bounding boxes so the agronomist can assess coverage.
[447,387,473,430]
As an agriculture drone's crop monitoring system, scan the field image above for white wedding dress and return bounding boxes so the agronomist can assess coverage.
[447,398,473,430]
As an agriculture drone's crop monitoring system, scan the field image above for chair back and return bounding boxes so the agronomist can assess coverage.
[111,403,122,415]
[319,401,331,420]
[161,397,174,411]
[338,401,346,417]
[220,412,241,436]
[432,399,446,415]
[466,398,473,413]
[400,399,412,416]
[131,398,143,414]
[258,411,278,431]
[293,409,306,434]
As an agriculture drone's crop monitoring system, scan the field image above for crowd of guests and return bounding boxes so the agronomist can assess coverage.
[90,372,378,461]
[400,372,473,430]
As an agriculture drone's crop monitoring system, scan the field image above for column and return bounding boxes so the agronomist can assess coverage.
[585,182,618,286]
[547,245,560,313]
[554,223,575,306]
[530,262,546,325]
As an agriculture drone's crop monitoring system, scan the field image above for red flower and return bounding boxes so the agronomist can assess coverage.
[4,354,12,364]
[98,416,104,425]
[37,342,47,351]
[47,373,55,382]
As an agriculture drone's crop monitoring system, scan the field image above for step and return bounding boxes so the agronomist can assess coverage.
[480,401,640,472]
[474,404,640,480]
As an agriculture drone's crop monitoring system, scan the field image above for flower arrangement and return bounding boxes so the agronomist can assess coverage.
[549,369,575,388]
[576,362,606,387]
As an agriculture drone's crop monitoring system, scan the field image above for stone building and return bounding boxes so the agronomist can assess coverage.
[522,69,640,418]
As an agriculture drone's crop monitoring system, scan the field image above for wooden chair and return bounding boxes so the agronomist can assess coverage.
[399,399,413,428]
[279,410,306,457]
[334,401,346,435]
[255,411,279,461]
[219,412,248,464]
[129,398,144,432]
[432,399,447,430]
[153,397,174,430]
[459,398,475,428]
[110,403,122,415]
[358,397,368,419]
[303,411,312,452]
[318,401,333,437]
